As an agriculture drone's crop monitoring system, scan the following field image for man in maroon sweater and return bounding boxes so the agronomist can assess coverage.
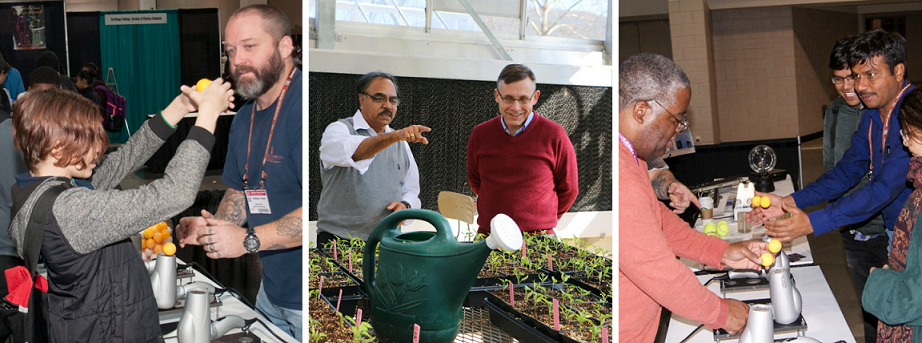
[466,64,579,236]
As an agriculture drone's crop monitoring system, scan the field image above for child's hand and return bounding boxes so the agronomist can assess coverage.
[184,78,234,133]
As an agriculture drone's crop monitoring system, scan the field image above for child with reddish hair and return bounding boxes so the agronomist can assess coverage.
[9,81,233,342]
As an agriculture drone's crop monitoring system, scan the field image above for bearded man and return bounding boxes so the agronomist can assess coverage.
[175,4,304,340]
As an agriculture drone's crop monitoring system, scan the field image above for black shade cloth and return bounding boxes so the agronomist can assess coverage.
[64,11,101,78]
[171,189,261,306]
[307,72,613,221]
[178,8,220,86]
[145,114,233,173]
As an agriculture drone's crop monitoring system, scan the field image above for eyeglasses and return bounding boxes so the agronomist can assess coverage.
[498,90,536,104]
[651,99,689,133]
[362,92,400,106]
[831,75,855,85]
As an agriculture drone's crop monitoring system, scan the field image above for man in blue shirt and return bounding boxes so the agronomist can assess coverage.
[176,4,303,341]
[749,30,913,249]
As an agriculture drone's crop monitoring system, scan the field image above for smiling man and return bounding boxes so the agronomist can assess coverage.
[317,71,428,242]
[174,4,303,340]
[466,64,578,236]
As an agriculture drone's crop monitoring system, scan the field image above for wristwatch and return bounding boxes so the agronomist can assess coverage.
[401,200,411,209]
[243,228,260,254]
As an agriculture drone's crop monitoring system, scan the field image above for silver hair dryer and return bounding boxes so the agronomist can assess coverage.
[738,304,774,343]
[148,254,216,309]
[177,289,246,343]
[768,251,802,325]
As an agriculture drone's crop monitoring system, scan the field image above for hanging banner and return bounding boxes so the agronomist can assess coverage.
[104,13,167,25]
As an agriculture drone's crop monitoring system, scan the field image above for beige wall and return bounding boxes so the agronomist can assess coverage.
[670,0,720,144]
[712,7,797,142]
[792,8,859,137]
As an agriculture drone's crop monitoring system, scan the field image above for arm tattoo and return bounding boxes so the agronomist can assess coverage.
[650,172,671,200]
[263,213,302,251]
[215,189,247,226]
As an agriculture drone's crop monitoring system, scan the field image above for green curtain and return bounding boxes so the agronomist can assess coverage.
[98,10,180,143]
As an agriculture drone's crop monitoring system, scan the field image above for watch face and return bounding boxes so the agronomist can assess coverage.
[244,234,260,253]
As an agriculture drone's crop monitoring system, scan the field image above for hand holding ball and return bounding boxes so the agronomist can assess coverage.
[196,79,212,92]
[751,196,761,208]
[760,196,771,208]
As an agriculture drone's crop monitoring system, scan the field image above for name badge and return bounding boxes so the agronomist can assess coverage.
[245,189,272,214]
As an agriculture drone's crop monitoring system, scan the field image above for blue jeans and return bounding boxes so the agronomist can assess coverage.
[256,284,303,341]
[840,229,890,343]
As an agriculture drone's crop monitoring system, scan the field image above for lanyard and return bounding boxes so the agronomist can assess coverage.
[868,82,911,179]
[619,133,639,166]
[243,68,296,190]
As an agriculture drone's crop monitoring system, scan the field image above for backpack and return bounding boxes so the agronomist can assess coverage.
[94,84,126,133]
[0,184,66,343]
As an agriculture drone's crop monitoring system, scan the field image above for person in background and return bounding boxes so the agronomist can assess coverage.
[647,156,700,214]
[9,81,233,342]
[619,52,771,341]
[0,49,24,101]
[862,88,922,342]
[75,69,104,113]
[821,35,888,343]
[28,66,61,92]
[0,60,12,113]
[467,63,578,237]
[0,55,23,343]
[175,5,303,340]
[35,51,76,93]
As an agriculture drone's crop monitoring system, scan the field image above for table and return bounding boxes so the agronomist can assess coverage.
[145,112,235,173]
[683,175,814,271]
[159,261,298,343]
[664,266,855,342]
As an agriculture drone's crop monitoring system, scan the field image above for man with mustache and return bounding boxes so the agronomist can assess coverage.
[466,64,578,236]
[820,35,888,343]
[316,71,428,242]
[175,4,303,340]
[750,29,913,264]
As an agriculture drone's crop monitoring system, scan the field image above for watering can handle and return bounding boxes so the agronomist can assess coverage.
[362,209,453,295]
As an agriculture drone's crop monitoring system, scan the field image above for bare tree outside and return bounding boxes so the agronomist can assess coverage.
[528,0,608,40]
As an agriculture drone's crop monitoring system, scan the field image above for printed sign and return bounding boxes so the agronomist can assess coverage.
[104,13,167,25]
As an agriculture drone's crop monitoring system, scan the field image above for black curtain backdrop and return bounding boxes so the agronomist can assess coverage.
[178,8,220,86]
[65,11,100,78]
[308,72,613,221]
[0,1,67,86]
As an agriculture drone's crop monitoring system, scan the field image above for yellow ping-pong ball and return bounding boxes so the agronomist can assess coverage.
[162,242,177,256]
[751,196,761,208]
[761,253,774,267]
[196,79,212,92]
[768,239,782,254]
[760,196,771,208]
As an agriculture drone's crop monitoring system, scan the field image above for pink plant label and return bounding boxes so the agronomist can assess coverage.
[413,324,420,343]
[318,276,323,299]
[548,253,553,272]
[336,289,343,312]
[333,243,338,260]
[602,327,609,341]
[356,309,363,326]
[509,281,514,308]
[553,299,559,331]
[522,241,526,258]
[349,250,353,272]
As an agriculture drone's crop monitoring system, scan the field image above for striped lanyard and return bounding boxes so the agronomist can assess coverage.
[243,68,296,190]
[867,82,911,180]
[619,133,639,166]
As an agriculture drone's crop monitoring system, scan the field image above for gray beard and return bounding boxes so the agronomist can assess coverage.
[234,52,285,100]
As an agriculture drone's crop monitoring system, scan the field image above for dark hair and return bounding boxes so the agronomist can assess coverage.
[230,4,291,44]
[848,29,907,74]
[36,51,60,72]
[496,64,536,89]
[900,89,922,139]
[76,69,94,83]
[12,88,109,173]
[829,36,853,70]
[0,61,8,75]
[82,63,100,81]
[30,66,60,87]
[620,52,690,110]
[356,71,398,95]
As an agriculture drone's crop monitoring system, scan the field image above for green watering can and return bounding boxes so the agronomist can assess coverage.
[363,209,523,343]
